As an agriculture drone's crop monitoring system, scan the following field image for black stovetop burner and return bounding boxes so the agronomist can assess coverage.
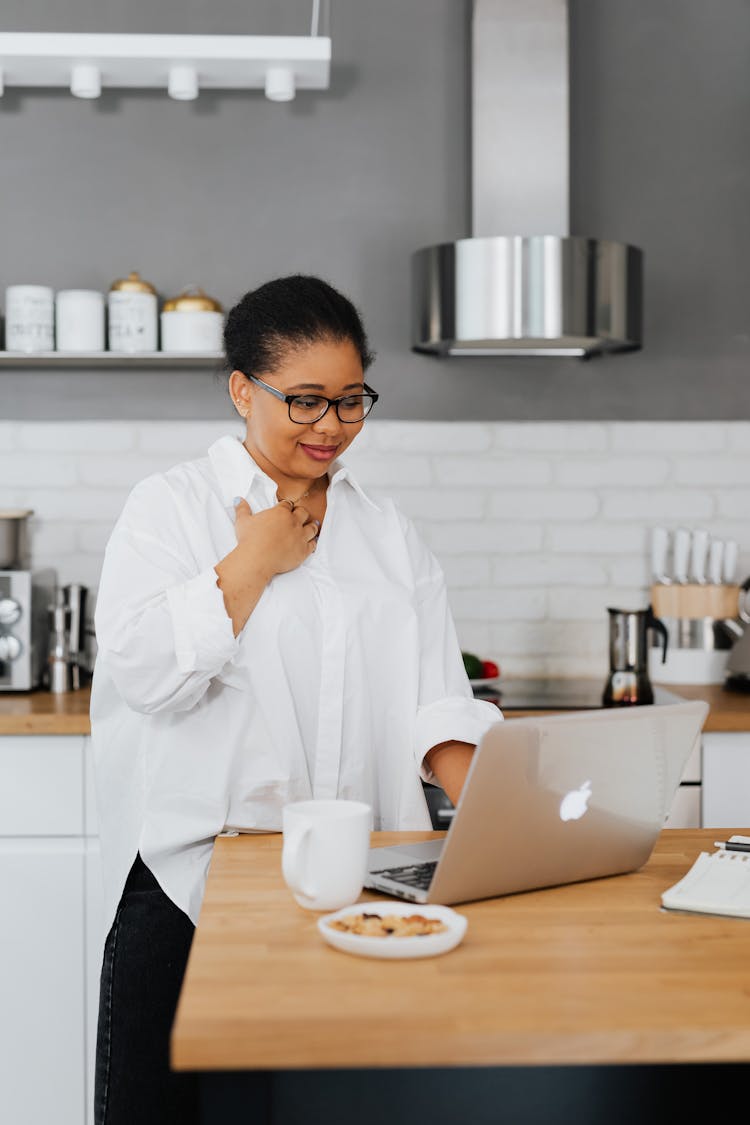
[474,676,686,711]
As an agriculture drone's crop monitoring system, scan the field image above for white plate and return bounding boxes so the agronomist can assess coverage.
[469,677,500,688]
[318,901,467,960]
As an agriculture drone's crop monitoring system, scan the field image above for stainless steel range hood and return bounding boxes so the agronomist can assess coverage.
[412,0,643,358]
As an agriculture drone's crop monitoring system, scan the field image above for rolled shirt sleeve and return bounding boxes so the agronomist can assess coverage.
[94,478,238,715]
[166,569,237,675]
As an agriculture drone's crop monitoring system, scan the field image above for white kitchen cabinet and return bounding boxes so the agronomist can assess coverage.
[0,840,86,1124]
[663,735,703,828]
[0,733,106,1125]
[0,734,83,834]
[702,732,750,828]
[0,734,87,1125]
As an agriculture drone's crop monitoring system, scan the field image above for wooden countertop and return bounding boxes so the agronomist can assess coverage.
[171,828,750,1072]
[651,682,750,731]
[0,684,92,735]
[1,681,750,735]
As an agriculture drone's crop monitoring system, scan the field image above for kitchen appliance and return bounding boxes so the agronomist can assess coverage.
[603,606,668,707]
[160,286,223,352]
[0,568,56,690]
[108,270,158,353]
[476,677,685,712]
[0,509,33,569]
[63,582,89,688]
[55,289,105,351]
[412,0,642,357]
[4,285,54,352]
[724,580,750,693]
[47,591,73,694]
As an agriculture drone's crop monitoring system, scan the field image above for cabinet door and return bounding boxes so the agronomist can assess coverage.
[0,735,84,835]
[0,839,85,1125]
[702,732,750,828]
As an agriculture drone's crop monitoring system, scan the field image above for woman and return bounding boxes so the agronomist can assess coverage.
[90,274,500,1124]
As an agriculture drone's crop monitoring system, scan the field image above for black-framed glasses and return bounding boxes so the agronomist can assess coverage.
[245,374,379,424]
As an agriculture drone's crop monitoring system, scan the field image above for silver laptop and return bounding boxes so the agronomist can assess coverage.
[365,700,709,905]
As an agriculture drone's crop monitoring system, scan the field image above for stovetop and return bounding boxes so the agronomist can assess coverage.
[474,677,686,711]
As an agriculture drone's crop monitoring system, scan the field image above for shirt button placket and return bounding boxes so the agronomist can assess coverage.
[311,572,345,799]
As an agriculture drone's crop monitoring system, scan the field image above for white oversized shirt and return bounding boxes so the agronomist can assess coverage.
[90,435,501,929]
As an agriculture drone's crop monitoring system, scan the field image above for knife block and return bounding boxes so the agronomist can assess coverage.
[650,583,740,621]
[649,583,741,684]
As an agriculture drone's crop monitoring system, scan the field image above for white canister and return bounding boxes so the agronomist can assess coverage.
[4,285,54,352]
[108,271,158,353]
[160,287,224,353]
[55,290,105,352]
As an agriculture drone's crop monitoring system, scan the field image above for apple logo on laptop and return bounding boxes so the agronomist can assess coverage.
[559,779,592,822]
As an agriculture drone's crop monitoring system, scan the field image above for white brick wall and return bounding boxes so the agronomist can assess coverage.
[3,420,749,678]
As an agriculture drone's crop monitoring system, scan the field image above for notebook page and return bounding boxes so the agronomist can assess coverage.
[662,851,750,918]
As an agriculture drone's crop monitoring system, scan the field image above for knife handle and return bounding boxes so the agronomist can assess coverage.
[724,539,738,584]
[708,539,724,586]
[650,526,670,584]
[673,527,690,584]
[690,528,709,584]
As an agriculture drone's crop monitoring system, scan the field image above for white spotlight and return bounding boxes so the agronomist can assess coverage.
[265,66,295,102]
[70,63,101,98]
[168,64,199,101]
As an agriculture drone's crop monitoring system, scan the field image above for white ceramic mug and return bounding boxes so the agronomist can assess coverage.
[281,799,372,911]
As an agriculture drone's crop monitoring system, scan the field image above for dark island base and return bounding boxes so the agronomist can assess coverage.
[198,1063,749,1124]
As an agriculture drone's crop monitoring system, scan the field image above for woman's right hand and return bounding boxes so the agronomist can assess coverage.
[232,498,319,577]
[215,499,319,636]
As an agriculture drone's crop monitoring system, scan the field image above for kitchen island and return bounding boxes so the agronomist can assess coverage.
[171,829,750,1125]
[2,686,749,1123]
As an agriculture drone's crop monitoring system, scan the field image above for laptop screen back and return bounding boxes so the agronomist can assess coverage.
[426,700,708,904]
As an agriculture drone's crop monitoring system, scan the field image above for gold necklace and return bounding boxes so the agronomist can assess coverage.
[277,477,321,511]
[241,441,322,511]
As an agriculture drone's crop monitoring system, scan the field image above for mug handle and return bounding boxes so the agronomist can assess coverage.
[281,824,317,901]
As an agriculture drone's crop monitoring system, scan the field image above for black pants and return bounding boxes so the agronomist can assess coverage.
[94,853,200,1125]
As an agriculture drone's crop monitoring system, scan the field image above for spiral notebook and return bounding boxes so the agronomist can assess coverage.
[661,837,750,919]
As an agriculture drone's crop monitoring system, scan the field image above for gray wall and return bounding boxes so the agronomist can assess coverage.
[1,0,749,422]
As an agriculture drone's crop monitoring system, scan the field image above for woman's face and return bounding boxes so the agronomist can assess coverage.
[232,337,367,485]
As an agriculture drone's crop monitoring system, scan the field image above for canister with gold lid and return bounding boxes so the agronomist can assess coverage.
[160,286,224,353]
[108,270,158,353]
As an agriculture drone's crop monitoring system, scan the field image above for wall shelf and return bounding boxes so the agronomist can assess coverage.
[0,351,224,369]
[0,32,331,101]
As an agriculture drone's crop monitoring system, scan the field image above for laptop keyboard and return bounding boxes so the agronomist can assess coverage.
[372,861,437,891]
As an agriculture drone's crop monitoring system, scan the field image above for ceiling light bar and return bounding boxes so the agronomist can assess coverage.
[0,32,331,101]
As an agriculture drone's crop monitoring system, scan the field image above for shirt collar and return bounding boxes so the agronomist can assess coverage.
[208,435,274,507]
[208,435,382,512]
[328,459,382,511]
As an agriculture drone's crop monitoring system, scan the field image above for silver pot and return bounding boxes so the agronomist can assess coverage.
[0,509,33,569]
